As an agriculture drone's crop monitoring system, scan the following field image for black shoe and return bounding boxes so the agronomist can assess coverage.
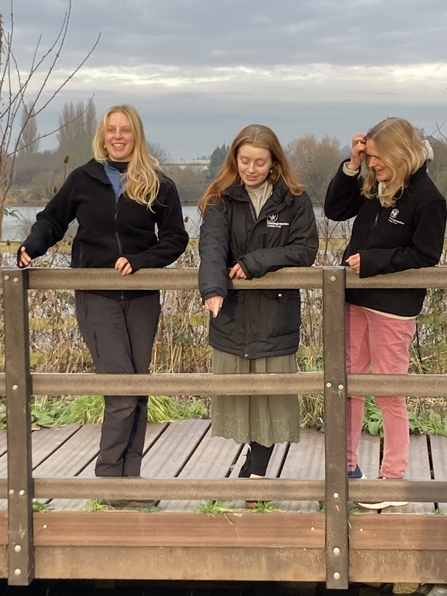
[238,448,252,478]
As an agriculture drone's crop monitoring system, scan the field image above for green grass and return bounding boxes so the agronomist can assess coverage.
[196,500,240,515]
[249,500,280,513]
[0,392,208,430]
[32,501,52,512]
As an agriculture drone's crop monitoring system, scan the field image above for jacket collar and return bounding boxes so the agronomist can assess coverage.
[84,159,112,185]
[224,177,292,205]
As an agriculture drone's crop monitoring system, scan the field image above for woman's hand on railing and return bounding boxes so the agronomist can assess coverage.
[17,246,32,268]
[346,253,361,274]
[115,257,133,276]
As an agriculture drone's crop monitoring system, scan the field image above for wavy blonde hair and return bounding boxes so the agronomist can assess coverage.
[93,104,161,208]
[362,117,427,207]
[199,124,305,215]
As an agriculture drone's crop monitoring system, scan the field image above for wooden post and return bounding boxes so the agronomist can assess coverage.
[323,266,349,589]
[3,269,34,585]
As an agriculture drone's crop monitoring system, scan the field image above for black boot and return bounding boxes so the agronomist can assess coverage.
[238,447,252,477]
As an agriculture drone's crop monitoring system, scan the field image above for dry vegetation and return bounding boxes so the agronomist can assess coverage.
[0,229,446,434]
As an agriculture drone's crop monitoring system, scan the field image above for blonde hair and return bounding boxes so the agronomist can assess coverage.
[362,117,427,207]
[93,104,161,208]
[199,124,305,215]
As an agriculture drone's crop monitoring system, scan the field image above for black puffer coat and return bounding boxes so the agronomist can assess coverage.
[199,178,318,359]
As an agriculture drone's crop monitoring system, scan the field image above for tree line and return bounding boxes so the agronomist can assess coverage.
[11,109,447,212]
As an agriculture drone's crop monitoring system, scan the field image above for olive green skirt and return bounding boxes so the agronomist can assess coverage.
[211,348,300,447]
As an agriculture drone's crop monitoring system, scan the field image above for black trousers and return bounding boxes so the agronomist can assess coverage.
[75,291,161,477]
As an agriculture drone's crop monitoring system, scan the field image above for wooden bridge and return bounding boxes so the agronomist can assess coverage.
[1,265,447,588]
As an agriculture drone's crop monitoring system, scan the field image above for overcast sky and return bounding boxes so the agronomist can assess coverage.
[9,0,447,158]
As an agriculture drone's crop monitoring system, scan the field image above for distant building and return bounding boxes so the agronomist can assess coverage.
[166,159,210,172]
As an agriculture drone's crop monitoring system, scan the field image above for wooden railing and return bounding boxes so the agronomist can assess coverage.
[1,265,447,587]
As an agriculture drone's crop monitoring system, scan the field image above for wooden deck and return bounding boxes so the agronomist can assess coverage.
[0,422,445,514]
[1,422,447,586]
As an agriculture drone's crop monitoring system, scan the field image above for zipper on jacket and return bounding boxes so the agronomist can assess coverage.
[114,192,125,300]
[370,208,382,229]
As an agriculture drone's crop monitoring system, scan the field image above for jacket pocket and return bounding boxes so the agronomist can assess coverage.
[261,289,301,339]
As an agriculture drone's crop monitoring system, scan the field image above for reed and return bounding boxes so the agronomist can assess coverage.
[0,233,446,434]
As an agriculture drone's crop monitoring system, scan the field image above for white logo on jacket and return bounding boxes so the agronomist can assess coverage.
[388,208,405,226]
[267,214,290,228]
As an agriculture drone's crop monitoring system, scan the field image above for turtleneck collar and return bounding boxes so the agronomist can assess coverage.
[107,160,129,173]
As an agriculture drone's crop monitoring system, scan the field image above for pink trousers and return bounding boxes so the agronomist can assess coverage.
[345,303,416,479]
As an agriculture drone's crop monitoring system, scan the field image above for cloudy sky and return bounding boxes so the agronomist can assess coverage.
[9,0,447,158]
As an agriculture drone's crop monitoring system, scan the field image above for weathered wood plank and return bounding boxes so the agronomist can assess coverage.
[33,425,100,479]
[0,431,6,457]
[162,426,241,511]
[32,545,326,582]
[30,511,325,547]
[389,434,434,514]
[142,418,211,478]
[0,425,81,478]
[278,428,323,512]
[229,442,288,509]
[429,434,447,511]
[49,423,168,511]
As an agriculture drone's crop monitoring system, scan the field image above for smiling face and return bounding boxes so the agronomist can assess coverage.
[237,143,273,188]
[366,139,392,182]
[104,112,135,162]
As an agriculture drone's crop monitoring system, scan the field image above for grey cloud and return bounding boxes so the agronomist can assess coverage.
[12,0,447,72]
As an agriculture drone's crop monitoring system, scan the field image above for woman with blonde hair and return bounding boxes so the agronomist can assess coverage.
[325,117,446,509]
[199,124,318,505]
[18,105,188,493]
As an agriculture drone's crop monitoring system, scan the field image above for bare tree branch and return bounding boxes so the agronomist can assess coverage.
[0,0,100,237]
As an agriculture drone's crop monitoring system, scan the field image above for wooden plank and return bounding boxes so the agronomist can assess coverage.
[229,442,288,509]
[162,425,241,511]
[0,431,7,457]
[350,432,380,515]
[0,426,82,510]
[0,425,82,478]
[50,423,168,511]
[348,514,447,550]
[30,511,325,547]
[141,418,211,478]
[357,432,381,479]
[385,435,434,514]
[278,428,324,512]
[32,545,326,581]
[429,434,447,511]
[350,550,447,584]
[33,425,99,479]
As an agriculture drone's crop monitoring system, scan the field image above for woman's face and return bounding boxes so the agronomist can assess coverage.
[104,112,135,162]
[366,139,392,182]
[237,143,273,189]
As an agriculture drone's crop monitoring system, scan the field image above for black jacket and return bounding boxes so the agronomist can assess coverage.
[325,161,446,316]
[20,159,189,299]
[199,178,318,359]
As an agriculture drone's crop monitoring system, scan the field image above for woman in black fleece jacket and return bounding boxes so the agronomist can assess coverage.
[325,117,446,509]
[18,105,188,492]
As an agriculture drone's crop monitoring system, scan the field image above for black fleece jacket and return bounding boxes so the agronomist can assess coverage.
[325,161,446,316]
[20,159,189,299]
[199,178,318,358]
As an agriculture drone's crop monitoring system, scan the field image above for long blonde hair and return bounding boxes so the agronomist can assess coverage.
[199,124,305,215]
[362,117,427,207]
[93,104,161,208]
